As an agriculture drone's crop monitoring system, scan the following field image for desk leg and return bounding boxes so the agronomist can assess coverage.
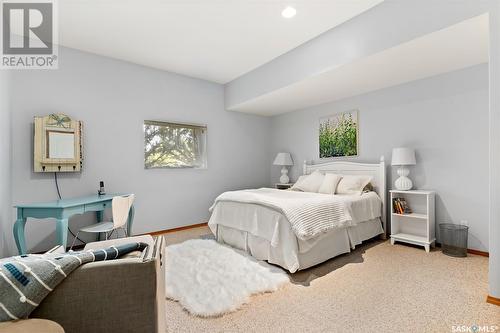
[127,205,135,236]
[96,210,104,241]
[13,218,27,255]
[55,218,69,251]
[96,210,103,222]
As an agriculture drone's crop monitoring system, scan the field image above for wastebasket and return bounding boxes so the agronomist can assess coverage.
[439,223,469,257]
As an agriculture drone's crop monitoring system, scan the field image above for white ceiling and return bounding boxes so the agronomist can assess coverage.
[230,14,489,115]
[57,0,384,84]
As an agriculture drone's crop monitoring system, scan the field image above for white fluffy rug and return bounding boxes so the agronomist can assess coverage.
[165,239,289,317]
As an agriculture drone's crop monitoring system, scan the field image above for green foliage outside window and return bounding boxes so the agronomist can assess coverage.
[319,112,358,158]
[144,121,207,168]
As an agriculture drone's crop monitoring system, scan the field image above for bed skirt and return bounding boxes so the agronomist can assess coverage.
[214,218,383,273]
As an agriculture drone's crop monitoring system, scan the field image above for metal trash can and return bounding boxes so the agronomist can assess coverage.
[439,223,469,257]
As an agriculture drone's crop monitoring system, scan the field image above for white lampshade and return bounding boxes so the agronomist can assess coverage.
[391,148,416,166]
[273,152,293,166]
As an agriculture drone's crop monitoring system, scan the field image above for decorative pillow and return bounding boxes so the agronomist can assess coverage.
[318,174,342,195]
[290,175,308,191]
[290,170,325,192]
[336,175,373,195]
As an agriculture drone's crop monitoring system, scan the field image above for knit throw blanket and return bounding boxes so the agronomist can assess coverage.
[0,242,148,322]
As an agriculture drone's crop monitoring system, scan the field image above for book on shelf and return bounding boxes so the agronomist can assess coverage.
[392,197,412,214]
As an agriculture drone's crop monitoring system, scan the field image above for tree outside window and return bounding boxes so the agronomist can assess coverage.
[144,120,207,169]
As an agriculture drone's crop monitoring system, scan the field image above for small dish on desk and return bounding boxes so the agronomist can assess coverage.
[275,183,293,190]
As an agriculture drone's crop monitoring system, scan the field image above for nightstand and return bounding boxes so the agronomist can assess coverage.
[275,183,293,190]
[390,190,435,252]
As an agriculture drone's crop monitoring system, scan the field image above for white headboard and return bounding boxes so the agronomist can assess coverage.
[303,156,386,237]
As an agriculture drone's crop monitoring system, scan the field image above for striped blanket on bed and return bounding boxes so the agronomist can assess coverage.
[0,242,148,322]
[210,188,353,240]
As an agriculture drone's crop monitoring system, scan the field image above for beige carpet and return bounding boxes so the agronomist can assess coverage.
[164,227,500,333]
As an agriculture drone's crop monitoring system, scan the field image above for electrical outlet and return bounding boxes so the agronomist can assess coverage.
[460,220,468,226]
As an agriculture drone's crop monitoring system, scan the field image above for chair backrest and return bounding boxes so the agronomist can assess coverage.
[112,194,135,229]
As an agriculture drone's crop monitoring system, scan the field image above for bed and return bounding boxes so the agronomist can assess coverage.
[208,157,386,273]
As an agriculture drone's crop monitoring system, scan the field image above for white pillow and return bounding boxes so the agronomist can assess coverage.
[290,175,308,191]
[336,175,373,195]
[318,174,342,195]
[290,170,325,192]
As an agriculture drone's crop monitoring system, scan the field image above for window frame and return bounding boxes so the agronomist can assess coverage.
[143,120,208,170]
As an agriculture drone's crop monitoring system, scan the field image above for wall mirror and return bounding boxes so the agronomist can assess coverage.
[34,114,83,172]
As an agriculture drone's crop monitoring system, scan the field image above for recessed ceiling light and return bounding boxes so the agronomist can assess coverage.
[281,6,297,19]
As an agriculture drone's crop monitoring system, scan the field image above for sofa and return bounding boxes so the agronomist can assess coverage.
[29,235,166,333]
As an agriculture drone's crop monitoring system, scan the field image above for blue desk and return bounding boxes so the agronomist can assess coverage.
[13,194,135,255]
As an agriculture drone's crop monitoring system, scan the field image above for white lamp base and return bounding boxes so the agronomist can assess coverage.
[279,166,290,184]
[394,166,413,190]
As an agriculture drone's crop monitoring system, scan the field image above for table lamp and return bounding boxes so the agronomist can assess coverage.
[391,148,416,190]
[273,152,293,184]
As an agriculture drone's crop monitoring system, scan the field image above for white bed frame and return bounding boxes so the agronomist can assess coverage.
[303,156,386,237]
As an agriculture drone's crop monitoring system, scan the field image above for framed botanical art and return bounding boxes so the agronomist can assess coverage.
[319,110,358,158]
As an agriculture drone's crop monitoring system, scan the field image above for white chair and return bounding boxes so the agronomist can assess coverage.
[70,194,134,250]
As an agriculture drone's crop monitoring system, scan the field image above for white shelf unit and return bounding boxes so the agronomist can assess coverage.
[390,190,435,252]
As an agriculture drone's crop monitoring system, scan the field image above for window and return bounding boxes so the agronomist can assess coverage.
[144,120,207,169]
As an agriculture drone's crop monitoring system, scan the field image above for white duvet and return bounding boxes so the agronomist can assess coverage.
[210,188,380,240]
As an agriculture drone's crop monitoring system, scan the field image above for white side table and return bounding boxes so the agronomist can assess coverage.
[390,190,435,252]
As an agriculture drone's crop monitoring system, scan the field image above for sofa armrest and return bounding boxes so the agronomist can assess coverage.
[83,235,156,260]
[32,236,166,333]
[154,236,166,333]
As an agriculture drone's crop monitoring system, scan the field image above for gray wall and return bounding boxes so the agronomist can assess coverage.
[6,52,491,254]
[0,72,12,257]
[10,47,271,254]
[270,64,489,252]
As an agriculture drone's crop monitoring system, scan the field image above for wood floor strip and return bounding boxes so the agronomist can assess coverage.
[486,295,500,306]
[435,242,489,257]
[145,222,208,236]
[467,248,489,257]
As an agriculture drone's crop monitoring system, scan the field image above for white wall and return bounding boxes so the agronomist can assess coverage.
[225,0,491,110]
[0,72,12,257]
[270,64,489,252]
[488,1,500,299]
[9,47,271,253]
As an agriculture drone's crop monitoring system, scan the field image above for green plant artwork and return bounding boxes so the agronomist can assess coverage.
[319,111,358,158]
